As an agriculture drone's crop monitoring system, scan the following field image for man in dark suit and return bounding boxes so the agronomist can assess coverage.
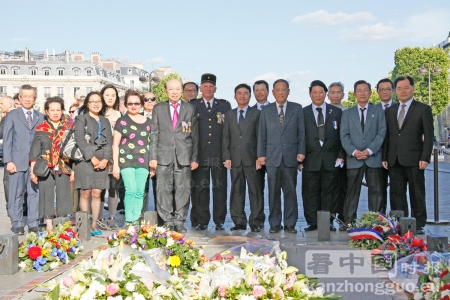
[375,78,395,214]
[223,83,264,232]
[3,84,45,234]
[0,96,15,212]
[189,73,231,231]
[257,79,305,234]
[301,80,344,231]
[340,80,386,226]
[382,76,433,234]
[252,80,270,228]
[150,79,199,233]
[327,82,347,229]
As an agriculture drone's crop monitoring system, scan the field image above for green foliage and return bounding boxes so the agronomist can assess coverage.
[341,89,381,108]
[151,72,182,103]
[392,47,450,116]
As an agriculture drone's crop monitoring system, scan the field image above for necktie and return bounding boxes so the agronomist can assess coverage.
[279,105,284,124]
[239,110,244,133]
[171,103,179,130]
[398,104,406,129]
[360,107,366,133]
[384,104,388,110]
[207,101,211,112]
[316,107,324,142]
[26,111,32,129]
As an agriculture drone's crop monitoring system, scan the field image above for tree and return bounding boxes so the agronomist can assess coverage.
[391,47,450,116]
[341,89,381,108]
[151,72,183,103]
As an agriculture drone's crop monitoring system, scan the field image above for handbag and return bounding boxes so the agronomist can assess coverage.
[60,115,89,161]
[33,158,49,177]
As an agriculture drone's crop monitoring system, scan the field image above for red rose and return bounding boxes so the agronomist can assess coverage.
[440,269,449,280]
[59,233,71,241]
[373,226,384,233]
[28,246,42,260]
[410,237,425,249]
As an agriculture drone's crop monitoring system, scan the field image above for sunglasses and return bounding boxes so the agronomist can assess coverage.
[127,102,141,107]
[144,97,156,102]
[69,110,76,114]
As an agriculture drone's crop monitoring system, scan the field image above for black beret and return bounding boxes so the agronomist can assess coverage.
[201,73,217,85]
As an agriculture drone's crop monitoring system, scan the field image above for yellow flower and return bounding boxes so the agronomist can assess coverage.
[169,255,181,267]
[42,249,51,257]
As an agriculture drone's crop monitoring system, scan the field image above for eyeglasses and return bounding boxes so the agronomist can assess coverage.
[127,102,141,106]
[69,110,76,114]
[355,89,370,94]
[144,97,156,102]
[184,89,197,93]
[378,88,392,92]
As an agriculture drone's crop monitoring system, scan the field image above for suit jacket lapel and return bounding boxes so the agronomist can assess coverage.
[231,108,241,136]
[164,102,172,130]
[281,101,293,131]
[31,111,41,129]
[364,105,374,136]
[272,104,282,132]
[17,109,29,128]
[351,106,364,136]
[176,101,187,131]
[305,105,316,126]
[401,100,417,128]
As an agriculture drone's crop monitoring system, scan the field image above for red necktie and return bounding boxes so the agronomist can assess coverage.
[172,103,179,130]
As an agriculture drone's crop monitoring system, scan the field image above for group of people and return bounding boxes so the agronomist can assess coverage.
[0,72,433,236]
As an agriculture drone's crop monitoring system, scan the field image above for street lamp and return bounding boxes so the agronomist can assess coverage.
[148,71,161,92]
[417,63,443,106]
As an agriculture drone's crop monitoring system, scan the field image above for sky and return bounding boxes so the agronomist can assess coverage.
[1,0,450,107]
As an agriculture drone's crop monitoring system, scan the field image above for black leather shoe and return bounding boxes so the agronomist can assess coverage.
[230,224,246,231]
[330,225,336,231]
[215,223,225,231]
[284,226,297,233]
[339,224,348,231]
[196,224,208,231]
[269,226,281,233]
[259,223,265,229]
[28,226,40,233]
[304,225,317,231]
[250,225,260,232]
[175,225,187,233]
[11,227,25,235]
[416,228,425,235]
[164,223,175,231]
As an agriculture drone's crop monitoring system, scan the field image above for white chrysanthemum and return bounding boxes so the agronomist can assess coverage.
[49,262,59,270]
[132,292,146,300]
[127,226,136,235]
[91,280,106,295]
[70,283,86,299]
[125,281,136,292]
[19,262,27,270]
[166,237,174,247]
[156,226,166,234]
[114,296,123,300]
[237,295,256,300]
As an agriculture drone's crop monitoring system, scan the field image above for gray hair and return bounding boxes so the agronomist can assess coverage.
[328,82,344,93]
[1,96,15,107]
[19,84,37,96]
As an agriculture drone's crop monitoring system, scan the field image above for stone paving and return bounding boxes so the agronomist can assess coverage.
[0,155,449,299]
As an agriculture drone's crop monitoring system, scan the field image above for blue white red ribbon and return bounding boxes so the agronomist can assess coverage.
[347,228,384,241]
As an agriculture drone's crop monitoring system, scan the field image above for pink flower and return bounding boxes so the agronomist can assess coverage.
[144,279,154,291]
[218,286,227,297]
[121,138,127,145]
[252,285,266,298]
[63,276,75,287]
[276,287,284,298]
[137,140,144,146]
[106,283,119,296]
[130,133,136,139]
[284,272,297,290]
[252,274,259,285]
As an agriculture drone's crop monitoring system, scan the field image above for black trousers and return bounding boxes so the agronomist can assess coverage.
[344,164,382,223]
[335,165,347,222]
[266,159,298,228]
[389,161,427,228]
[302,165,338,226]
[229,164,264,227]
[193,165,227,225]
[380,167,389,214]
[256,165,267,226]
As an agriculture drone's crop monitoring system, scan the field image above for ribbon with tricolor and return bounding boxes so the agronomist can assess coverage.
[347,228,384,241]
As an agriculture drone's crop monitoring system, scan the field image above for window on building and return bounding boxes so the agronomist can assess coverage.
[44,69,50,76]
[0,69,5,75]
[87,69,92,76]
[30,69,37,75]
[12,68,19,75]
[58,69,64,76]
[73,69,79,76]
[86,87,93,93]
[44,87,51,98]
[0,86,7,96]
[74,87,80,96]
[57,87,64,98]
[13,86,19,94]
[130,80,134,89]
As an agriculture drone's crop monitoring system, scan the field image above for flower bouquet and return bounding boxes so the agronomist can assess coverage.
[41,241,340,300]
[347,212,399,250]
[410,259,450,299]
[107,225,205,275]
[371,232,427,269]
[18,222,83,272]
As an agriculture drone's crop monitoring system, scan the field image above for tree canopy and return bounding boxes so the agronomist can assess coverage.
[151,72,183,103]
[341,89,381,108]
[391,47,450,116]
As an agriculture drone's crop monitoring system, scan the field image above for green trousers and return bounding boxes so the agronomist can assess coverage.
[120,167,149,223]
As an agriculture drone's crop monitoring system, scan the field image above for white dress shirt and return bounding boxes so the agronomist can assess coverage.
[169,100,181,119]
[312,102,327,146]
[237,106,248,123]
[276,102,287,115]
[381,99,393,110]
[22,107,34,121]
[397,98,413,118]
[256,101,269,110]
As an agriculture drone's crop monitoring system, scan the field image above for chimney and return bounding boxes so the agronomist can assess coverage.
[24,47,29,62]
[65,50,70,63]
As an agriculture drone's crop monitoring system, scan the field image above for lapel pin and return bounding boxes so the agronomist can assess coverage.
[200,100,203,103]
[214,101,218,105]
[329,109,332,114]
[372,114,374,117]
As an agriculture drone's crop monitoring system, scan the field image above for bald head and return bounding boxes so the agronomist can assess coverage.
[165,79,183,103]
[0,96,15,113]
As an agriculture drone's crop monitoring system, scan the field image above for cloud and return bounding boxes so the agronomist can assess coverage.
[146,57,165,63]
[338,22,409,43]
[405,9,450,43]
[12,37,28,42]
[292,10,375,27]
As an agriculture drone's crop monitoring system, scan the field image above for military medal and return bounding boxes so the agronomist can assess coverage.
[188,122,191,133]
[217,112,222,124]
[332,121,338,129]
